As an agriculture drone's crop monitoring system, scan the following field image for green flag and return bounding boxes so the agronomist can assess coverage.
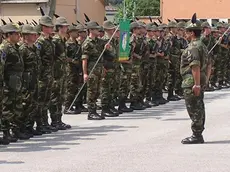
[119,19,130,61]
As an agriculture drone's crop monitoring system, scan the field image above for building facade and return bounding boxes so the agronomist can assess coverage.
[161,0,230,24]
[0,0,105,24]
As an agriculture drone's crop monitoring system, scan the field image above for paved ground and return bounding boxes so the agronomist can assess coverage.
[1,89,230,172]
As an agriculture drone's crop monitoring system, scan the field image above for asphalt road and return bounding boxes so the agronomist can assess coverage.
[1,89,230,172]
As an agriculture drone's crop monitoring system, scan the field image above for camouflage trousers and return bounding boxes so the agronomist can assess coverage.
[130,64,142,102]
[218,50,228,82]
[140,62,150,100]
[65,66,81,109]
[168,55,182,94]
[38,75,53,126]
[111,63,121,101]
[101,68,115,108]
[212,54,221,84]
[1,84,23,131]
[145,59,157,100]
[118,63,132,101]
[153,59,169,98]
[49,76,66,124]
[87,66,102,112]
[184,88,205,135]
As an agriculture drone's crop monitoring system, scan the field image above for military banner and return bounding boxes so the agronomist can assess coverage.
[119,19,130,61]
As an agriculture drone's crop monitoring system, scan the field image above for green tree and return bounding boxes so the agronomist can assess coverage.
[114,0,160,22]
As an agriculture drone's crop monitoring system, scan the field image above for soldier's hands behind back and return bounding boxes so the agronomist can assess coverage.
[192,85,201,96]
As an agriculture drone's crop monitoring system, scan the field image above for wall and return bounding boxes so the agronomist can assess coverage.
[0,3,44,23]
[162,0,230,23]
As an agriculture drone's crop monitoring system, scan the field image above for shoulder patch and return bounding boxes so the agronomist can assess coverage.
[0,51,6,63]
[35,43,42,50]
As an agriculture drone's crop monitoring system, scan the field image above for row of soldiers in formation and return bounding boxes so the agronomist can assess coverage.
[0,14,228,145]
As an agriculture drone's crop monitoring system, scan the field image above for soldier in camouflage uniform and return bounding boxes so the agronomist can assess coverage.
[0,23,30,141]
[118,23,141,113]
[166,21,181,101]
[100,21,119,117]
[0,25,10,145]
[19,24,42,136]
[145,24,159,106]
[137,21,152,108]
[210,27,221,89]
[82,21,106,120]
[152,25,169,105]
[35,16,57,134]
[180,15,212,144]
[64,25,82,114]
[129,22,147,110]
[76,24,88,112]
[175,21,188,97]
[200,22,216,91]
[50,16,71,130]
[216,22,229,88]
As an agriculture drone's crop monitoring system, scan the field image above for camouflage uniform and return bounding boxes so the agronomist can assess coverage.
[65,26,82,113]
[35,16,55,132]
[19,25,41,133]
[153,30,170,104]
[166,22,182,101]
[0,25,25,139]
[181,17,211,144]
[82,22,104,120]
[101,21,119,116]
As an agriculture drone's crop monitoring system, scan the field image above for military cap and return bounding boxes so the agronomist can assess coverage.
[99,26,104,32]
[130,22,141,30]
[2,23,20,33]
[86,21,101,29]
[177,21,186,28]
[55,16,69,26]
[216,22,224,28]
[34,25,41,34]
[159,23,168,29]
[39,15,54,27]
[146,24,157,31]
[168,21,177,28]
[201,21,211,28]
[67,25,78,33]
[103,20,116,30]
[186,13,202,30]
[76,24,87,32]
[137,21,146,28]
[211,27,219,32]
[21,24,37,34]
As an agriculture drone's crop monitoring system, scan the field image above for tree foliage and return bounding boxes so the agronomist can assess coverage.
[113,0,160,23]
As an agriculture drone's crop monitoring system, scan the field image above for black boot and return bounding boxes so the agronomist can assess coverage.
[0,136,10,145]
[88,109,105,120]
[142,100,152,108]
[3,130,18,143]
[181,134,204,144]
[36,125,52,134]
[101,108,118,117]
[80,105,88,112]
[130,102,145,110]
[118,99,133,113]
[12,129,30,140]
[64,107,77,115]
[27,127,43,136]
[109,106,120,116]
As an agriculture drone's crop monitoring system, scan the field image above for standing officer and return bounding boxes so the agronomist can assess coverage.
[50,16,71,130]
[0,23,29,141]
[180,14,211,144]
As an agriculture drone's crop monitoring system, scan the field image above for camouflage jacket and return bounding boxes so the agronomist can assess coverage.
[147,37,158,59]
[130,35,149,63]
[0,40,24,82]
[166,32,181,56]
[180,38,210,88]
[81,36,104,70]
[102,33,117,69]
[66,38,82,71]
[35,33,55,79]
